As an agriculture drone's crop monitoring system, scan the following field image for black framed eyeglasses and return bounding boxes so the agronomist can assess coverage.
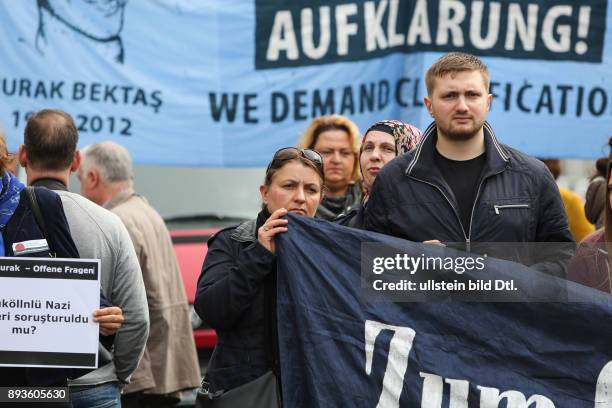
[267,147,324,173]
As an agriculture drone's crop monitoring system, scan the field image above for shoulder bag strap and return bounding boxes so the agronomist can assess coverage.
[25,187,56,257]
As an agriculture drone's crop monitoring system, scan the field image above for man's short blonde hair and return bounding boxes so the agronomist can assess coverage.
[425,52,490,95]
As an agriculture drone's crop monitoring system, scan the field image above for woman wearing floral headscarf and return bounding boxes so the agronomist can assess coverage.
[337,120,422,228]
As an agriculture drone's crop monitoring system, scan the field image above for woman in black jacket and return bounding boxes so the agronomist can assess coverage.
[194,147,324,395]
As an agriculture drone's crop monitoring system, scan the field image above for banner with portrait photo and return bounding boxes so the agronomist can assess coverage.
[0,0,610,166]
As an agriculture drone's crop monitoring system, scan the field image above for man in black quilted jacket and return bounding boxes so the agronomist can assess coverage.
[364,52,573,278]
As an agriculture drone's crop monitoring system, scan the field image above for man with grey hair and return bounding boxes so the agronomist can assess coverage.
[79,141,200,407]
[19,109,149,407]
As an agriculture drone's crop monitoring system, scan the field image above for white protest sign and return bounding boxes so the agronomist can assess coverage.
[0,257,100,369]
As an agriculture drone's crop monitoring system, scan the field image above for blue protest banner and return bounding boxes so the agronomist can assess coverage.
[276,214,612,406]
[0,1,610,166]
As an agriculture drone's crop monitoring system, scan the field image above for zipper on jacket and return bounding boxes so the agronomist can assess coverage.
[466,169,505,252]
[465,183,486,253]
[493,204,530,215]
[411,167,506,252]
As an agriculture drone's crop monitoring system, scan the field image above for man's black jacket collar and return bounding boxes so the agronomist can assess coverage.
[405,121,510,185]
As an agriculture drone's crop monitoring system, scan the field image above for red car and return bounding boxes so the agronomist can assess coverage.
[169,219,245,406]
[169,217,245,350]
[171,227,219,349]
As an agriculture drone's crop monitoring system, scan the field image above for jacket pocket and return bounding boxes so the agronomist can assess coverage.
[480,199,534,241]
[493,203,531,215]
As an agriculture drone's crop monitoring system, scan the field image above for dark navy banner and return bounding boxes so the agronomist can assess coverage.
[276,214,612,406]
